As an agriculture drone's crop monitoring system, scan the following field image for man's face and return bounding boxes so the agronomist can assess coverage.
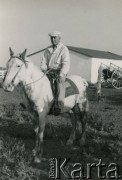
[50,36,61,46]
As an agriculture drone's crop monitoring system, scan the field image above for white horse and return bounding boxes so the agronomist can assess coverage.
[3,48,89,163]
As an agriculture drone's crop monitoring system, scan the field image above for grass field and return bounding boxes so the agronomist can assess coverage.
[0,86,122,180]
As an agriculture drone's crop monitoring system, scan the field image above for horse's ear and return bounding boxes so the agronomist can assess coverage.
[20,49,27,61]
[9,47,14,57]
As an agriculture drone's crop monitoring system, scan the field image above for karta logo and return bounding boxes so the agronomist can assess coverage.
[49,158,121,179]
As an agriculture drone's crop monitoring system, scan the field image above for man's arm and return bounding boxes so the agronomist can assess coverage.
[60,47,70,77]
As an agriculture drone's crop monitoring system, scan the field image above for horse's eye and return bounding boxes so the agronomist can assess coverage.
[17,65,20,67]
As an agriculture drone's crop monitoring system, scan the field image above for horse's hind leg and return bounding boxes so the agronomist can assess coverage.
[66,111,76,146]
[78,99,88,146]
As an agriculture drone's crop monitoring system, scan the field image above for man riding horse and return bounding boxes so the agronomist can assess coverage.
[40,31,70,115]
[3,46,88,163]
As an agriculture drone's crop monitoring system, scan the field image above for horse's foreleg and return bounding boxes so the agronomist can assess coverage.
[66,112,76,146]
[34,110,47,163]
[32,126,39,157]
[79,112,87,146]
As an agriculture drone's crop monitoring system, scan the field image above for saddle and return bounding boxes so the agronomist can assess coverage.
[65,78,79,97]
[47,70,79,98]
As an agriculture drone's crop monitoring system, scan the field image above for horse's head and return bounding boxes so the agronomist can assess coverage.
[3,48,27,92]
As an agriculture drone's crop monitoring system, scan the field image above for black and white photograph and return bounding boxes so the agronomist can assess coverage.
[0,0,122,179]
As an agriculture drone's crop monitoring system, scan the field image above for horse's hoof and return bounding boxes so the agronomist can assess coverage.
[66,139,73,146]
[34,157,41,164]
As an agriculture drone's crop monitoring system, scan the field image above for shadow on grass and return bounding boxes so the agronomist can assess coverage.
[0,119,35,139]
[107,94,122,105]
[0,114,122,170]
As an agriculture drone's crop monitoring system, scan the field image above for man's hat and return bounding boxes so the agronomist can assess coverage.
[48,31,61,37]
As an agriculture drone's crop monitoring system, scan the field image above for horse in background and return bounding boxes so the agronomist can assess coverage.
[3,48,89,163]
[96,63,115,101]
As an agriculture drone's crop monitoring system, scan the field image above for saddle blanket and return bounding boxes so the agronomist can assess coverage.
[65,78,79,98]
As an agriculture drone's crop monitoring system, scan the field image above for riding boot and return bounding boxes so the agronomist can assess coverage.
[54,101,64,116]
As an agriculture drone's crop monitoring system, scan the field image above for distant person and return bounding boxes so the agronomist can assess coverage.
[40,31,70,115]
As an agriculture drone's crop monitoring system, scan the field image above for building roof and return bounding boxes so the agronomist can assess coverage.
[67,46,122,60]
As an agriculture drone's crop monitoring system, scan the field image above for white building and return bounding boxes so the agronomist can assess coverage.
[0,67,6,79]
[68,46,122,84]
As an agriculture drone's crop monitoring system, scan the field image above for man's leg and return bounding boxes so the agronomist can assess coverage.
[55,76,66,114]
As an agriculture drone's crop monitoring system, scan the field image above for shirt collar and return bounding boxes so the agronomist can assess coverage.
[48,42,63,53]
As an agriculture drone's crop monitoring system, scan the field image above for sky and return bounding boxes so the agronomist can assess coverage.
[0,0,122,67]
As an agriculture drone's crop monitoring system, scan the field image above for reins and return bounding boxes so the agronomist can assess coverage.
[24,68,52,87]
[24,46,51,86]
[9,56,50,87]
[9,45,61,87]
[10,46,52,87]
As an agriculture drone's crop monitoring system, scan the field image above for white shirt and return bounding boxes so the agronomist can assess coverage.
[40,42,70,77]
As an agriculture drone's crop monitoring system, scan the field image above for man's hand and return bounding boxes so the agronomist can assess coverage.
[58,76,65,84]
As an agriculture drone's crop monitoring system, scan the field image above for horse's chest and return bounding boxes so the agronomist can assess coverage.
[24,86,43,110]
[24,86,36,102]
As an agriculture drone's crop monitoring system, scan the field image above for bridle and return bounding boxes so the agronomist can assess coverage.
[8,56,51,87]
